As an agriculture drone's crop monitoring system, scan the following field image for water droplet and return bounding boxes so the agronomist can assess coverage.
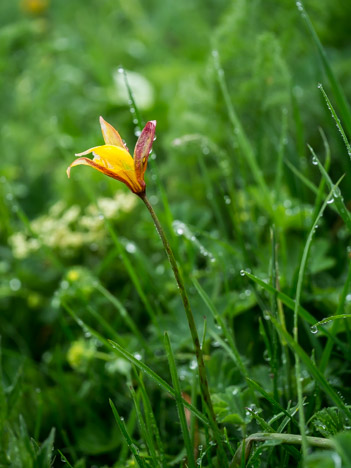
[312,156,318,165]
[317,83,322,89]
[125,242,136,254]
[263,310,270,321]
[133,352,142,361]
[346,293,351,302]
[310,325,318,334]
[224,195,231,205]
[240,269,246,276]
[263,349,271,361]
[327,197,334,204]
[117,67,124,74]
[189,360,197,370]
[332,187,341,198]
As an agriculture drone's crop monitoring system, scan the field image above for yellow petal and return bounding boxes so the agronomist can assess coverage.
[99,116,129,151]
[68,145,142,193]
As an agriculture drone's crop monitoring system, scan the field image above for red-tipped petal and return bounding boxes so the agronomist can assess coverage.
[134,120,156,188]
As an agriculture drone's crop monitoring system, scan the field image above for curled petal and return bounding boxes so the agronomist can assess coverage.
[134,120,156,189]
[67,145,142,193]
[99,116,129,152]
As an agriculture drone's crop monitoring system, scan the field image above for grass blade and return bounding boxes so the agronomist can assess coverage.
[212,49,272,214]
[293,181,342,458]
[296,1,351,137]
[269,314,351,420]
[318,84,351,160]
[164,332,196,468]
[62,301,209,426]
[109,399,148,468]
[308,145,351,231]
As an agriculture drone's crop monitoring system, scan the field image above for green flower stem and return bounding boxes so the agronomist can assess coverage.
[140,193,226,461]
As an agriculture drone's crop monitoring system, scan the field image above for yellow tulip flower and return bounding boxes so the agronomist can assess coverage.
[67,117,156,195]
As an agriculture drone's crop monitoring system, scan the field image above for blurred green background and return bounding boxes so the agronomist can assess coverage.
[1,0,351,466]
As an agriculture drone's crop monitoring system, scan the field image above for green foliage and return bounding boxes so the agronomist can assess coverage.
[2,0,351,467]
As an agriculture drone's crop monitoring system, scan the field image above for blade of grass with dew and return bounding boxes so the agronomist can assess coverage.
[212,49,272,214]
[319,260,351,373]
[246,378,298,428]
[311,129,331,221]
[308,145,351,230]
[246,409,302,464]
[293,181,342,459]
[134,372,166,466]
[296,1,351,137]
[62,301,209,426]
[318,84,351,160]
[57,451,74,468]
[269,314,351,419]
[313,315,351,328]
[244,271,315,324]
[246,271,347,353]
[284,159,319,195]
[129,385,159,466]
[164,332,196,468]
[230,432,334,468]
[109,399,148,468]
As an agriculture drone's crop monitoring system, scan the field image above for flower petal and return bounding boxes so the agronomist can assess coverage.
[133,120,156,189]
[99,116,129,152]
[67,145,142,193]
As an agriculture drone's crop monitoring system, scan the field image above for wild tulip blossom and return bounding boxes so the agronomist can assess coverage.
[67,117,156,195]
[66,115,223,455]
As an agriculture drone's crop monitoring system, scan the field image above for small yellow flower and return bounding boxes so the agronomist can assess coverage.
[67,117,156,195]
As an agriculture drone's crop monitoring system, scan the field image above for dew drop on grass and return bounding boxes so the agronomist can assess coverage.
[332,187,341,198]
[117,67,124,74]
[263,310,270,321]
[310,325,318,334]
[125,242,136,254]
[239,269,246,276]
[327,197,334,204]
[311,156,318,165]
[346,293,351,302]
[133,352,142,361]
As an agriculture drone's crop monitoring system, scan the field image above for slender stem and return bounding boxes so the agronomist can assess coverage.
[140,193,227,462]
